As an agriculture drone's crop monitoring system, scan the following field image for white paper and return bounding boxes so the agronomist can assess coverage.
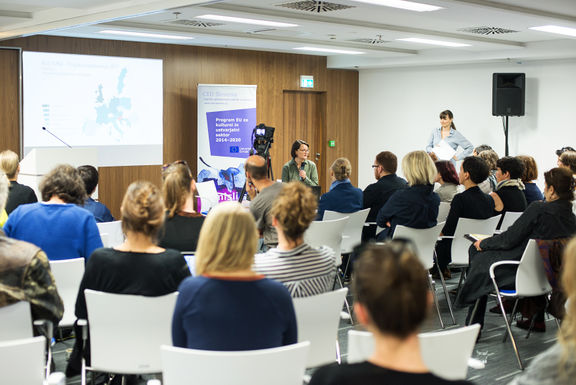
[431,140,456,161]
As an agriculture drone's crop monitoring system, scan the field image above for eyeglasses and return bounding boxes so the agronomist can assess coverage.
[162,159,189,172]
[371,165,380,169]
[299,148,310,153]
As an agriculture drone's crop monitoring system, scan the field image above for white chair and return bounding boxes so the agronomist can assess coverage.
[0,301,33,342]
[498,211,523,232]
[96,220,123,247]
[160,341,310,385]
[0,336,46,385]
[348,324,480,380]
[485,239,556,370]
[323,208,370,254]
[292,288,348,368]
[437,201,451,223]
[80,290,178,383]
[447,215,501,299]
[393,223,455,327]
[49,258,85,328]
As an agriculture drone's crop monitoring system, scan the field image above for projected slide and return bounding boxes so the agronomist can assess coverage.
[23,52,163,166]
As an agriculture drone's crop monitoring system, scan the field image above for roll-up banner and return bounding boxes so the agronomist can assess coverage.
[197,84,256,209]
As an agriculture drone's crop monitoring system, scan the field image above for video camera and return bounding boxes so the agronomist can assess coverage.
[251,123,275,157]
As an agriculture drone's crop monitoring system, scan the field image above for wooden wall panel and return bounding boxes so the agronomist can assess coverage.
[0,48,21,155]
[325,69,359,187]
[1,36,357,218]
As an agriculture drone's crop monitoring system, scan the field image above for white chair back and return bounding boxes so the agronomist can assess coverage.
[392,223,444,270]
[304,217,348,266]
[96,220,123,247]
[85,289,178,374]
[323,209,370,254]
[499,211,523,232]
[515,239,553,297]
[450,215,501,265]
[0,336,45,385]
[160,342,310,385]
[292,288,348,368]
[437,202,451,223]
[0,301,33,342]
[49,258,85,327]
[348,324,480,380]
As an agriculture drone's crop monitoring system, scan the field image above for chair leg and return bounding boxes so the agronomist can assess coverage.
[336,273,354,325]
[435,252,456,325]
[492,279,523,370]
[503,298,519,343]
[454,267,467,304]
[428,274,445,329]
[335,340,341,364]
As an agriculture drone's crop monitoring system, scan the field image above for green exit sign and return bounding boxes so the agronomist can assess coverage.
[328,140,336,147]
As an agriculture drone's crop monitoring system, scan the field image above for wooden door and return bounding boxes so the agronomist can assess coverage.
[282,91,327,192]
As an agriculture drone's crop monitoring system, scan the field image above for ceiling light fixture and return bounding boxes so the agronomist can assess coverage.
[529,25,576,37]
[99,30,194,40]
[196,14,298,27]
[294,47,365,55]
[352,0,442,12]
[397,38,470,47]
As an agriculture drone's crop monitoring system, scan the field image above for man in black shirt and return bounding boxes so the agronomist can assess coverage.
[362,151,407,241]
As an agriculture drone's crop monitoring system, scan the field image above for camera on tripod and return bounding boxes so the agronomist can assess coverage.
[252,123,275,157]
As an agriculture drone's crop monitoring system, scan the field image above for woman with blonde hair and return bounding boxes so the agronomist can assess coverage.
[254,182,335,297]
[508,236,576,385]
[158,160,205,251]
[172,201,297,350]
[376,150,440,240]
[316,157,362,219]
[66,181,190,377]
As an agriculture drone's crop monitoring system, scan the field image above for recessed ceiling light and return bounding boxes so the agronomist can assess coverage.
[352,0,442,12]
[294,47,365,55]
[397,38,470,47]
[196,14,298,27]
[530,25,576,37]
[99,30,194,40]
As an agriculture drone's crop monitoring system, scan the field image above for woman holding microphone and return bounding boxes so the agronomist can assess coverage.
[281,139,319,186]
[426,110,473,164]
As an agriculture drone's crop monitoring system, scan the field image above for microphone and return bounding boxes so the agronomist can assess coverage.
[300,160,306,181]
[42,127,72,148]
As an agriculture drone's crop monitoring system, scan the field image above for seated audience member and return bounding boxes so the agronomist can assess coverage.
[477,149,499,193]
[376,151,439,240]
[458,168,576,333]
[254,182,335,297]
[0,149,37,214]
[435,157,497,277]
[472,144,492,157]
[172,201,297,350]
[317,157,362,219]
[508,236,576,385]
[434,160,460,203]
[558,151,576,177]
[362,151,407,241]
[66,181,190,377]
[517,155,544,204]
[77,165,114,223]
[556,146,575,164]
[0,174,63,325]
[158,160,205,252]
[245,155,283,251]
[491,156,528,227]
[4,164,102,261]
[309,242,473,385]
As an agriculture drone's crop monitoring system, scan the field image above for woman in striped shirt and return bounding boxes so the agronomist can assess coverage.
[254,182,336,297]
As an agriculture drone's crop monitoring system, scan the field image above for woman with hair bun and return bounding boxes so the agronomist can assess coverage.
[66,181,190,377]
[159,160,205,252]
[316,157,362,220]
[426,110,473,165]
[254,182,335,298]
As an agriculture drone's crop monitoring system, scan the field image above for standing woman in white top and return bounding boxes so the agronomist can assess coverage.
[426,110,474,165]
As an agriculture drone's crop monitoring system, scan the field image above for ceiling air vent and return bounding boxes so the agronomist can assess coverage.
[458,26,518,35]
[167,19,223,28]
[277,1,355,13]
[350,36,389,45]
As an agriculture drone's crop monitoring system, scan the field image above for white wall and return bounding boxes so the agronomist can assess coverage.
[358,59,576,190]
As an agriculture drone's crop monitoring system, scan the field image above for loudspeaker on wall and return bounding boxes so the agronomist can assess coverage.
[492,73,525,116]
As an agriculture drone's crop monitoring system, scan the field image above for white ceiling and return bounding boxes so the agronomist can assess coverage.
[1,0,575,69]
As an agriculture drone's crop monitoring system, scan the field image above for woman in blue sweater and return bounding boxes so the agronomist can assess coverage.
[172,201,297,350]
